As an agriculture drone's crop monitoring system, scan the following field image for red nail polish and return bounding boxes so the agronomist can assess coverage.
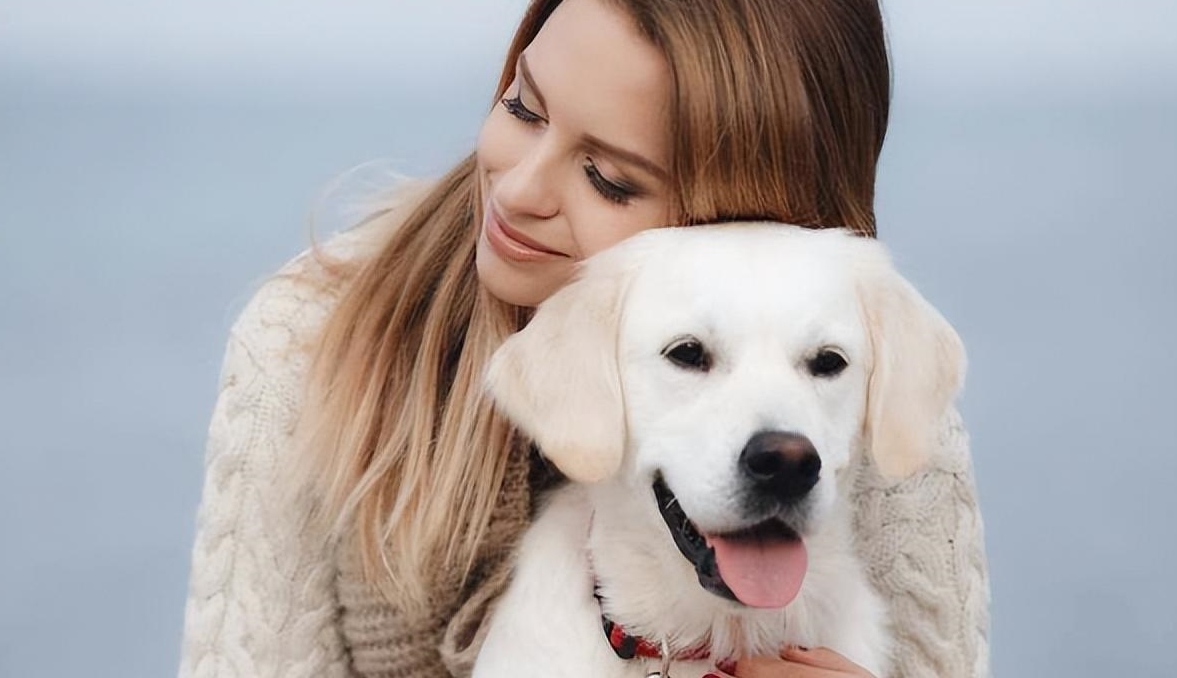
[715,657,738,674]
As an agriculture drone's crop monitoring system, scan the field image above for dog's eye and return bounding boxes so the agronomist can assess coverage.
[808,349,848,377]
[663,339,711,372]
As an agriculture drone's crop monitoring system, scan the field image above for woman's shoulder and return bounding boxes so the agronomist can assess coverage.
[225,176,436,375]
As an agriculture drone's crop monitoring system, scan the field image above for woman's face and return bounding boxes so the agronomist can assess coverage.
[475,0,673,307]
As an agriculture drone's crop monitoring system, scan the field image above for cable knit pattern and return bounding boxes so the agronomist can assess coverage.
[179,250,352,678]
[179,185,991,677]
[851,410,991,678]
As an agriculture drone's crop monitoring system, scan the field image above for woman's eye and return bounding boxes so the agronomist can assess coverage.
[808,349,848,377]
[584,160,637,205]
[501,95,544,125]
[663,339,711,372]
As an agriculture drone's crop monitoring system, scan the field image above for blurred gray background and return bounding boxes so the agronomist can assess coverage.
[1,0,1174,676]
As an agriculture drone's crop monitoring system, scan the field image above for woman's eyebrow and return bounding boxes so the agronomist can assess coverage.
[519,53,668,183]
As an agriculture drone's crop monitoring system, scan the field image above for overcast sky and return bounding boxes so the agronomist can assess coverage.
[3,0,1174,94]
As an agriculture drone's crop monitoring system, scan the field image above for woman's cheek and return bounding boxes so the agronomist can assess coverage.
[476,110,531,180]
[573,211,663,258]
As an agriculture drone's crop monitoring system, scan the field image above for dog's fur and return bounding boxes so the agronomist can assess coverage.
[475,224,965,677]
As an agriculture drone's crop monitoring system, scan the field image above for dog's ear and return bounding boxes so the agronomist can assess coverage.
[858,255,966,480]
[485,256,634,483]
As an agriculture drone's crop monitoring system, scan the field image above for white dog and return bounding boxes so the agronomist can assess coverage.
[476,224,965,678]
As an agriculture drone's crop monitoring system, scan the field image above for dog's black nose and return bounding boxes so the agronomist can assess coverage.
[739,431,821,503]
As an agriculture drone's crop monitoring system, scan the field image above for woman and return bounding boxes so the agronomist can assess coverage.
[179,0,990,676]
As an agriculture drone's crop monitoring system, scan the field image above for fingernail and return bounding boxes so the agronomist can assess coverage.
[703,674,723,678]
[715,657,738,674]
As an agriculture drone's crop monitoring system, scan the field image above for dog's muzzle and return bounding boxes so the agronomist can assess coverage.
[652,431,819,609]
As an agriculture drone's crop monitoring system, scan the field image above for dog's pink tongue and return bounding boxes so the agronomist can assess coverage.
[707,534,808,608]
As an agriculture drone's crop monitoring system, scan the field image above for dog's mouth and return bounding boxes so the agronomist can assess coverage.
[653,474,809,609]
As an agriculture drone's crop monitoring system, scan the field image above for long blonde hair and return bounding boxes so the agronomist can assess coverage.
[296,0,891,613]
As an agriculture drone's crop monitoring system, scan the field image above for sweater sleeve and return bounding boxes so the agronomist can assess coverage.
[178,260,353,678]
[852,408,992,678]
[178,180,431,678]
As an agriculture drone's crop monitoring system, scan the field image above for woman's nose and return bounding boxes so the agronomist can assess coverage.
[494,137,562,219]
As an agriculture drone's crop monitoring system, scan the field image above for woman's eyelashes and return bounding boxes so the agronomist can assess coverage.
[584,160,638,205]
[501,94,545,125]
[499,92,642,207]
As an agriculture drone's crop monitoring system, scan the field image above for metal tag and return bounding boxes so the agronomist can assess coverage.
[647,640,672,678]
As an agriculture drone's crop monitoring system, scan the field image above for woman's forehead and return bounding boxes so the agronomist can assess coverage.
[521,0,671,166]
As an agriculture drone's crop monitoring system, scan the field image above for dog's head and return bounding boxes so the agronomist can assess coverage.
[486,224,965,608]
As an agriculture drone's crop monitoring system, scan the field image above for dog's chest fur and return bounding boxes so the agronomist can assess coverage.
[473,483,892,678]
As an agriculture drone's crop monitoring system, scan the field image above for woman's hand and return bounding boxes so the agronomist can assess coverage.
[706,646,876,678]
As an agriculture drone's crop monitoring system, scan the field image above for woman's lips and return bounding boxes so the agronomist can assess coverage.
[484,206,568,262]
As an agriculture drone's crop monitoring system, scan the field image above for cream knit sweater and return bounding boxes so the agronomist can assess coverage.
[178,188,992,678]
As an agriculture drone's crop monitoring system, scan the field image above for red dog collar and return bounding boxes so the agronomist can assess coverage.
[598,610,712,661]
